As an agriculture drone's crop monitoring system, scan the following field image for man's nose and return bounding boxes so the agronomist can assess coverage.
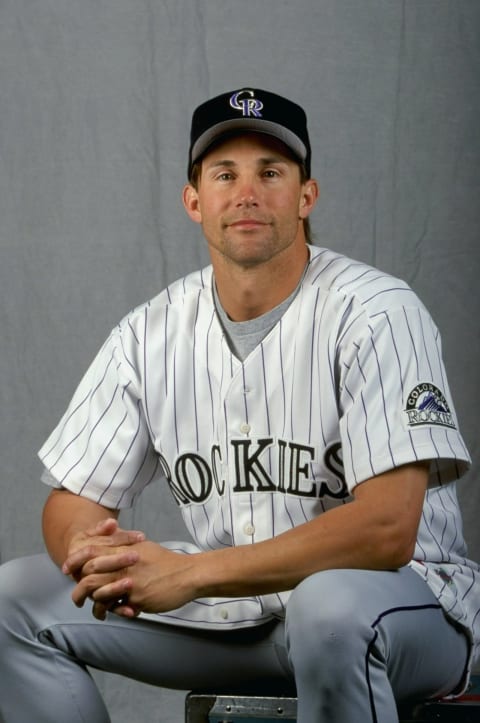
[236,178,259,206]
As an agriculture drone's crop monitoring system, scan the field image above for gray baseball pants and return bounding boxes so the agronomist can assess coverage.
[0,554,469,723]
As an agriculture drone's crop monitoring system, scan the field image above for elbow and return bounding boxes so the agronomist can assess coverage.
[378,528,417,569]
[386,540,415,570]
[390,541,416,569]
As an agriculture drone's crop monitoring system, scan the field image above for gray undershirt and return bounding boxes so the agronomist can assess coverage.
[213,273,305,361]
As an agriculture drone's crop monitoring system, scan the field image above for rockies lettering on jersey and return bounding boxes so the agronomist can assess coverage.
[160,439,348,506]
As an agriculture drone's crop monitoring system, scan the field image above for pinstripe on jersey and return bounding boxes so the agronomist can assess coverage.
[39,245,479,662]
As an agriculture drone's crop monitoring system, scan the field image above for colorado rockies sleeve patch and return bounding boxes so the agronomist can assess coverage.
[404,383,457,429]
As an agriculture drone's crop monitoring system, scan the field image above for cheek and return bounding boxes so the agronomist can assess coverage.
[198,194,227,222]
[274,194,303,222]
[198,206,225,243]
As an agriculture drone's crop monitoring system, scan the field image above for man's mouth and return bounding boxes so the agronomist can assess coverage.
[227,219,268,230]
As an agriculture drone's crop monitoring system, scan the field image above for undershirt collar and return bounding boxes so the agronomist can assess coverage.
[213,266,307,361]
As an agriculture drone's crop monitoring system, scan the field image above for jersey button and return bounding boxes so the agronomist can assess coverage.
[239,422,251,435]
[244,523,255,536]
[220,608,229,620]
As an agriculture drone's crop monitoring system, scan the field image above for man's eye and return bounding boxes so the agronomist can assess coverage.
[263,169,279,178]
[217,172,233,181]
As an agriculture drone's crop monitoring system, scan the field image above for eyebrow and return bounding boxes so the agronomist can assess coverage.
[204,155,290,171]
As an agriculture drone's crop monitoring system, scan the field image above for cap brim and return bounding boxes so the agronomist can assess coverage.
[190,118,308,168]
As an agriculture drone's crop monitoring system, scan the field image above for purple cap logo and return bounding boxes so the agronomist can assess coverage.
[229,90,264,118]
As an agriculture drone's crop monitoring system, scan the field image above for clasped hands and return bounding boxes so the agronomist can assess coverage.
[62,518,197,621]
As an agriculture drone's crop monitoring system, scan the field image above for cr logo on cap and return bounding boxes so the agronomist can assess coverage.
[229,90,263,118]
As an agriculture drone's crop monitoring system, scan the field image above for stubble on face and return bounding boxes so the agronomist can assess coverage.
[213,212,302,270]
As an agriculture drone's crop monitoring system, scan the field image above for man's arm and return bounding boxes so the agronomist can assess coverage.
[42,488,144,570]
[64,461,429,618]
[195,461,428,596]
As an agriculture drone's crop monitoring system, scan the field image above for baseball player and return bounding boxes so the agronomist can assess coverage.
[0,88,478,723]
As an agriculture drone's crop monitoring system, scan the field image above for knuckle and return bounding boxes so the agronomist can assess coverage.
[83,544,95,559]
[87,559,99,574]
[85,578,99,595]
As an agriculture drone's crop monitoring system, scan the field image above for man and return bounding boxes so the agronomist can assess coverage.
[0,88,478,723]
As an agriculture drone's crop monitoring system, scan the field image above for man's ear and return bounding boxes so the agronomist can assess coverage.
[182,184,202,224]
[299,179,319,220]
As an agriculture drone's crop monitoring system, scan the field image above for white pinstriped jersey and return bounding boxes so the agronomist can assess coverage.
[39,244,479,661]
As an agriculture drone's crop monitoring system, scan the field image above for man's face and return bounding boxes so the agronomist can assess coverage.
[183,133,317,270]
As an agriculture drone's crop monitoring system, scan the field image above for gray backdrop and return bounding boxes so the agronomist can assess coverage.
[1,1,479,720]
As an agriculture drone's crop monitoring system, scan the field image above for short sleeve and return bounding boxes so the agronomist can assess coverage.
[338,302,471,491]
[38,327,160,508]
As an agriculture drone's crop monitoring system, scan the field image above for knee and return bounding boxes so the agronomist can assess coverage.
[0,558,29,636]
[285,570,373,668]
[0,557,28,606]
[0,555,57,635]
[287,570,363,631]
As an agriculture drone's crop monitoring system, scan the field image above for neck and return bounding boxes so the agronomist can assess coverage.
[212,243,309,322]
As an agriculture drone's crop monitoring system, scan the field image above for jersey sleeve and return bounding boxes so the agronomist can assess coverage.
[337,300,471,491]
[38,324,160,509]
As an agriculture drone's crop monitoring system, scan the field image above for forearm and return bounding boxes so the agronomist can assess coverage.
[194,507,393,599]
[193,464,427,600]
[42,488,118,567]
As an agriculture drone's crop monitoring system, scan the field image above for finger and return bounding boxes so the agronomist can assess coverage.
[62,545,98,576]
[110,605,138,618]
[107,595,139,618]
[62,544,102,575]
[89,518,119,537]
[91,577,133,606]
[89,519,146,545]
[106,529,146,546]
[92,600,109,621]
[63,544,140,575]
[81,550,139,577]
[92,598,138,621]
[67,557,127,590]
[71,572,132,608]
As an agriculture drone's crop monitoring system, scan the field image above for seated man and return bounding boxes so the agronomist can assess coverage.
[0,87,478,723]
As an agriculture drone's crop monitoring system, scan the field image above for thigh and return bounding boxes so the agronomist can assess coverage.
[286,566,469,701]
[366,568,470,700]
[1,554,291,690]
[68,612,291,689]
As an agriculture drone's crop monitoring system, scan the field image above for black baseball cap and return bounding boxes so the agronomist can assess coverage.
[188,88,311,180]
